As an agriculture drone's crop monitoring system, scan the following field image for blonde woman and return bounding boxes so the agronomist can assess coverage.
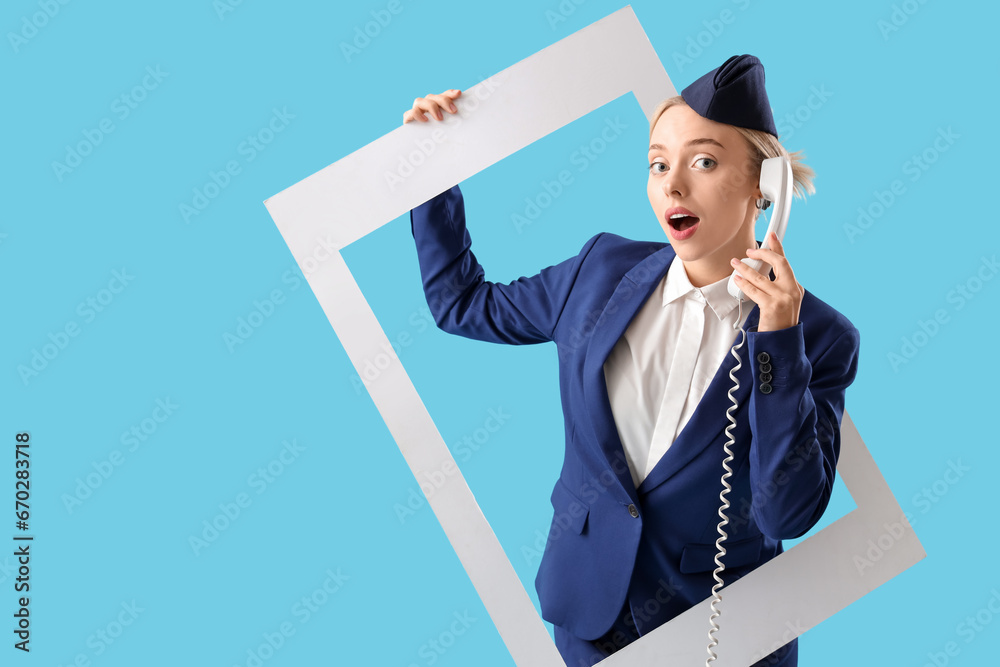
[404,55,859,666]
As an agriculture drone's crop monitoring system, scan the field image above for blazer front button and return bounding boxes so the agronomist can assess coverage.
[628,504,639,518]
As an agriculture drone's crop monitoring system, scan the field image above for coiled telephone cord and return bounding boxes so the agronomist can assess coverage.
[705,298,748,666]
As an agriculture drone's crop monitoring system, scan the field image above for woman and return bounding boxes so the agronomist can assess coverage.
[404,55,859,667]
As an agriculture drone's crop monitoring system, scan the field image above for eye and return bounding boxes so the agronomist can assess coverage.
[695,157,716,169]
[648,161,667,174]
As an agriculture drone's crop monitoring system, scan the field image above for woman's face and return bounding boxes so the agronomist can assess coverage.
[647,104,761,287]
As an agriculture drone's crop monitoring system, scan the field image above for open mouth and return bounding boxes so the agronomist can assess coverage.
[668,215,700,231]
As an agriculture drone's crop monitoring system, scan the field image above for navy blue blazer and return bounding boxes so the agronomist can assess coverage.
[410,185,860,651]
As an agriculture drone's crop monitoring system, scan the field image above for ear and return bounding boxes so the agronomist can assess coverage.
[751,157,764,200]
[746,194,760,224]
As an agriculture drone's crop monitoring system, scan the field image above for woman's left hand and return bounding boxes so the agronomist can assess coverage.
[730,231,804,332]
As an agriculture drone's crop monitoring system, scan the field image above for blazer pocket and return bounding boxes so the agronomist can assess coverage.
[549,478,590,535]
[679,534,763,574]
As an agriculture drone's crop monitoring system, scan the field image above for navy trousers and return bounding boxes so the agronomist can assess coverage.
[552,598,797,666]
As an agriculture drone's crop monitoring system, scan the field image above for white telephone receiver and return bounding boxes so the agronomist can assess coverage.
[726,155,794,301]
[707,155,793,666]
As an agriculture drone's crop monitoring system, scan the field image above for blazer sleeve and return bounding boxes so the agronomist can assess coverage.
[744,321,861,540]
[409,184,602,344]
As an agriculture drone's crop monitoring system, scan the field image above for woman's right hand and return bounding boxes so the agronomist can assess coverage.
[403,89,462,124]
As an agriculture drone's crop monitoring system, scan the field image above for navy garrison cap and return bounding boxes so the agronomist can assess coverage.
[681,54,777,137]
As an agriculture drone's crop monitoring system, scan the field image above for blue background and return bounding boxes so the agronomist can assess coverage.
[3,0,997,665]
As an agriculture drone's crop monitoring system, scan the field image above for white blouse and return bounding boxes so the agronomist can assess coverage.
[602,258,754,489]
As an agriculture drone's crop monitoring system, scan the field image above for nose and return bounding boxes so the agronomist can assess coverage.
[660,167,686,198]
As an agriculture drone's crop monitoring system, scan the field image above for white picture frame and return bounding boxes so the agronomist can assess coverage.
[262,7,925,665]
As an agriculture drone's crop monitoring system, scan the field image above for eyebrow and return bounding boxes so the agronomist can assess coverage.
[648,138,725,151]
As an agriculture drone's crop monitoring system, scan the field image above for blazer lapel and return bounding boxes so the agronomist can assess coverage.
[637,303,760,495]
[581,244,675,502]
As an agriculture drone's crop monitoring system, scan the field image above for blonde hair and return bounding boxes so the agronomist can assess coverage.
[648,96,815,202]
